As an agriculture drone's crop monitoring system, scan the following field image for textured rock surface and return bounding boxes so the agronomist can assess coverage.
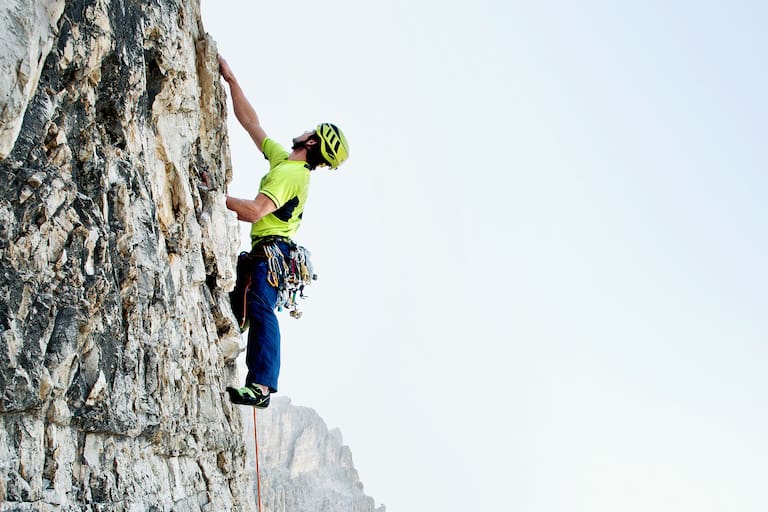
[0,0,251,510]
[0,0,66,159]
[246,398,384,512]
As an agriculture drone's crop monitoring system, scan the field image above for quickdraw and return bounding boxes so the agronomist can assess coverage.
[263,244,284,289]
[261,241,316,319]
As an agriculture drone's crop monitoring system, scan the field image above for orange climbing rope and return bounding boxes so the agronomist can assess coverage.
[253,409,263,512]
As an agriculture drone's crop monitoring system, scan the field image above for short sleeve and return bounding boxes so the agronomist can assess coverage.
[261,138,289,167]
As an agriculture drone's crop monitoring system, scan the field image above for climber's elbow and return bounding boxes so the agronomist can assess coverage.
[226,194,277,223]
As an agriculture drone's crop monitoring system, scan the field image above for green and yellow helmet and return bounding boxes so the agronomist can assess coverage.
[315,123,349,169]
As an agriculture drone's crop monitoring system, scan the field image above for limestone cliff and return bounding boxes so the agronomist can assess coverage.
[0,1,251,510]
[246,398,384,512]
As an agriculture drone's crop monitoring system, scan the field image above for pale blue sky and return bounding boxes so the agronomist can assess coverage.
[202,2,767,511]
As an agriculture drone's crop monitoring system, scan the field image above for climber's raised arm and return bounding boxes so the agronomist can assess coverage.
[218,55,268,151]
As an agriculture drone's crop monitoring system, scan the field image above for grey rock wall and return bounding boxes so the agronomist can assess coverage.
[0,1,251,510]
[0,0,66,159]
[246,398,385,512]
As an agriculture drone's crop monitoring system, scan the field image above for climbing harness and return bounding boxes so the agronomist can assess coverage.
[230,237,316,329]
[260,240,317,319]
[253,409,263,512]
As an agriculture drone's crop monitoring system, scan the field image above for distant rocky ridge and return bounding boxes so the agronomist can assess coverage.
[243,397,385,512]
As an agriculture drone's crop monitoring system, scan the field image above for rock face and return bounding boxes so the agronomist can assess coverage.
[0,1,250,510]
[247,397,384,512]
[0,0,66,159]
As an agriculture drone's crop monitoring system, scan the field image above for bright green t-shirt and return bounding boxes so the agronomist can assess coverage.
[250,138,311,244]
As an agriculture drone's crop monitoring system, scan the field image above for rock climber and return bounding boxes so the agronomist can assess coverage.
[218,55,349,408]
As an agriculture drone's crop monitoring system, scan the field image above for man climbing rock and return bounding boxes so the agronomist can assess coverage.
[218,55,349,408]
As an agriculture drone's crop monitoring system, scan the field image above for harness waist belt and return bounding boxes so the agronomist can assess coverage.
[251,236,292,257]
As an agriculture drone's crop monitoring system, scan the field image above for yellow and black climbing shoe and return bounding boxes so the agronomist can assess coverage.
[226,384,270,408]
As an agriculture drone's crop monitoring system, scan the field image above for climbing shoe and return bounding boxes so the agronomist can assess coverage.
[226,383,270,408]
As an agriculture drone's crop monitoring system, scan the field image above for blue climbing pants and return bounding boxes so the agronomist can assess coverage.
[244,242,288,392]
